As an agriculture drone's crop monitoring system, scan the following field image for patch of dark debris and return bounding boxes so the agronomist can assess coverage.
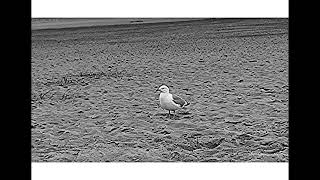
[41,69,135,88]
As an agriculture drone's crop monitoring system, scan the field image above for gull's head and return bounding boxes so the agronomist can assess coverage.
[156,85,169,93]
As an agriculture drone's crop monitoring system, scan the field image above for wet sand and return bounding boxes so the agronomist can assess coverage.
[32,18,288,162]
[32,18,204,30]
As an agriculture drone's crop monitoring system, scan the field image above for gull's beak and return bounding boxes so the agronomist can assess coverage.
[155,89,160,92]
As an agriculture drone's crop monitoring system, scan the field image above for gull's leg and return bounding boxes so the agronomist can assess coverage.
[168,110,170,118]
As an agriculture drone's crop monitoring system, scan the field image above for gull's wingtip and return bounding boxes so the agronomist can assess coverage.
[182,101,190,108]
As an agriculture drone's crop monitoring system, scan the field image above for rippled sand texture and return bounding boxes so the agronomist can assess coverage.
[32,19,288,162]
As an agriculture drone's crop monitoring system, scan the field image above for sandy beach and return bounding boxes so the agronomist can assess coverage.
[32,18,288,162]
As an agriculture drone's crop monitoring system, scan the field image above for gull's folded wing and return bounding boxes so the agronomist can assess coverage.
[172,94,188,107]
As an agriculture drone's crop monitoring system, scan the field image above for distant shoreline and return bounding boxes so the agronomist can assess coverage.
[31,18,207,30]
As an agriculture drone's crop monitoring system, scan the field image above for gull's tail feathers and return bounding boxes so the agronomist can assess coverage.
[182,101,190,108]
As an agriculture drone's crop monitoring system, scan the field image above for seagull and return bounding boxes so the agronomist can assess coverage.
[156,85,190,117]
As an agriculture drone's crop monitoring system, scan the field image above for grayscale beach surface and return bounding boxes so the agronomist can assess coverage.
[32,18,288,162]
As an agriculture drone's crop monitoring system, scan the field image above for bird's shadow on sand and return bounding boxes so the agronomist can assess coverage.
[154,111,192,120]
